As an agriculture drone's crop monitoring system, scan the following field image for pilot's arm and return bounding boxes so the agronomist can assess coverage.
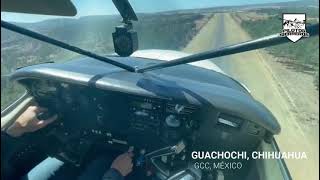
[4,106,57,137]
[1,106,57,178]
[1,105,57,151]
[102,152,134,180]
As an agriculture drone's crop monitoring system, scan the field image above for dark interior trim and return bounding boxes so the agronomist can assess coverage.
[1,0,77,16]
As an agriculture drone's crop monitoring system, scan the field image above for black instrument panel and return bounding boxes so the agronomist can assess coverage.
[28,79,201,150]
[21,78,269,168]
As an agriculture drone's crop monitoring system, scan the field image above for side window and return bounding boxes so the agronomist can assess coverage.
[1,29,28,111]
[1,74,26,111]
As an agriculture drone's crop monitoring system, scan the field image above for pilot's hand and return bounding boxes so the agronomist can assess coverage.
[6,106,57,137]
[110,151,134,177]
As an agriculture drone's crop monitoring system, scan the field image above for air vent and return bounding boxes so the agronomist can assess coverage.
[166,103,197,115]
[217,113,243,129]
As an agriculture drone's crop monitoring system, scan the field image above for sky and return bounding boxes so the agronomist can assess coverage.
[1,0,297,23]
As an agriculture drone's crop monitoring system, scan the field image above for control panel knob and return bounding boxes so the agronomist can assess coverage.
[175,104,184,114]
[165,115,181,128]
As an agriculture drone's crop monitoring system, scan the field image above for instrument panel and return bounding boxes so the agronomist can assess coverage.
[11,78,272,175]
[28,79,201,150]
[10,56,280,178]
[23,78,268,167]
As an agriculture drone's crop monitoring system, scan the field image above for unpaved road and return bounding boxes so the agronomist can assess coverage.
[183,13,319,180]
